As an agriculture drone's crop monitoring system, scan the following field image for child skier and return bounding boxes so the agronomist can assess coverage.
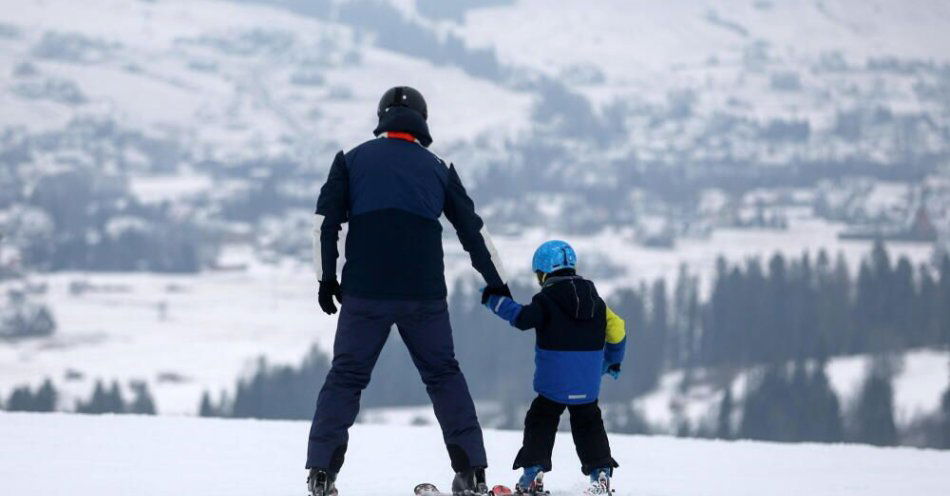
[483,240,626,496]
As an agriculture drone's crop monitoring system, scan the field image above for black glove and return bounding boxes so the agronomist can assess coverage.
[318,279,343,315]
[481,284,512,305]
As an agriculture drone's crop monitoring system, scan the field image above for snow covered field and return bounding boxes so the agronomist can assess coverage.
[1,412,949,496]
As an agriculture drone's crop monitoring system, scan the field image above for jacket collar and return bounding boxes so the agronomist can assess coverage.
[373,107,433,147]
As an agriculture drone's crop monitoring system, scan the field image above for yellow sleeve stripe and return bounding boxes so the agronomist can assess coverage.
[605,305,626,344]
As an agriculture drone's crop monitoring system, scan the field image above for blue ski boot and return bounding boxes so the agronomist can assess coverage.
[515,465,546,495]
[584,467,612,496]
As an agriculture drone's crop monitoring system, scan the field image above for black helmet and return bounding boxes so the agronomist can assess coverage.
[377,86,427,121]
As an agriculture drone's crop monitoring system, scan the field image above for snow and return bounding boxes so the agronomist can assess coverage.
[129,174,214,204]
[0,0,531,159]
[0,258,337,416]
[1,412,949,496]
[458,0,950,80]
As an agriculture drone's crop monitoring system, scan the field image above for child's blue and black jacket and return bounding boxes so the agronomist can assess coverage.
[488,275,626,404]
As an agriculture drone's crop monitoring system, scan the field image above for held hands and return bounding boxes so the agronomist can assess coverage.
[482,288,523,326]
[318,279,343,315]
[602,362,621,380]
[481,284,512,304]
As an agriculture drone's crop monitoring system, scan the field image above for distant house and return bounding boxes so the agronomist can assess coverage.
[838,205,938,243]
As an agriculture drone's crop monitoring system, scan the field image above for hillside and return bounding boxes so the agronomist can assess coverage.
[1,412,948,495]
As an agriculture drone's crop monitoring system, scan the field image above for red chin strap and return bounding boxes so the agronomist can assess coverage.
[382,131,418,143]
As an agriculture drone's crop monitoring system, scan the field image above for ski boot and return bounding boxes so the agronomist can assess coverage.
[515,465,550,496]
[514,465,547,496]
[307,468,338,496]
[452,467,489,496]
[583,467,612,496]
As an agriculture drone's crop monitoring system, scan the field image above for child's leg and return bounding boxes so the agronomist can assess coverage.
[567,401,618,475]
[513,395,566,472]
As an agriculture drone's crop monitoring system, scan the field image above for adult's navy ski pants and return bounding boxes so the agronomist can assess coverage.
[307,297,487,473]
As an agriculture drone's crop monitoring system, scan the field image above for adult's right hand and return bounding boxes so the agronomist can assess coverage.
[318,279,342,315]
[481,284,512,305]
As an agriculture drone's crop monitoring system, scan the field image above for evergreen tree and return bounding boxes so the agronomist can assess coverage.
[228,345,332,419]
[4,379,57,412]
[77,380,126,414]
[129,382,156,415]
[6,386,35,412]
[198,391,218,417]
[106,381,127,413]
[740,366,797,442]
[766,253,789,363]
[853,368,898,446]
[939,255,950,346]
[649,279,669,372]
[716,387,733,440]
[916,265,941,347]
[77,380,109,414]
[34,378,57,412]
[605,286,656,397]
[941,378,950,449]
[815,252,850,356]
[802,362,843,442]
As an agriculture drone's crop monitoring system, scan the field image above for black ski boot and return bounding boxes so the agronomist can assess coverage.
[452,467,488,496]
[307,468,338,496]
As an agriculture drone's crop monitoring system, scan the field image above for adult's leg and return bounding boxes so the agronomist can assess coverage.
[513,395,566,472]
[567,401,618,475]
[396,300,487,472]
[307,298,394,472]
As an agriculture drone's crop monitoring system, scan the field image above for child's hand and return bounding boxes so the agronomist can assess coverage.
[483,292,523,326]
[602,362,621,380]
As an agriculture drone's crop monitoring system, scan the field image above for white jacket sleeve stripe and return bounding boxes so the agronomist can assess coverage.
[312,214,324,280]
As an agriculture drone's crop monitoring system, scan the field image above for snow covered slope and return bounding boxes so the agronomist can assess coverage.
[1,412,949,496]
[458,0,950,78]
[0,0,531,160]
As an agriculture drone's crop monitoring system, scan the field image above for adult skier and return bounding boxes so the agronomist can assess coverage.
[306,86,511,496]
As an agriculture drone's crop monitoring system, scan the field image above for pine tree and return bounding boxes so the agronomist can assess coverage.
[740,366,796,442]
[607,286,655,396]
[106,381,126,414]
[716,387,733,440]
[766,253,789,363]
[649,279,669,378]
[198,391,218,417]
[129,382,156,415]
[6,386,35,412]
[853,369,898,446]
[803,362,843,442]
[940,376,950,449]
[77,380,108,414]
[34,378,57,412]
[939,255,950,346]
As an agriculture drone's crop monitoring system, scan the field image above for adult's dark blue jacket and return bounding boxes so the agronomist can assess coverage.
[313,107,506,300]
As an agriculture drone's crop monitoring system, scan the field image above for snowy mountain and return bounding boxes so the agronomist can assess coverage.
[2,412,949,496]
[2,0,949,454]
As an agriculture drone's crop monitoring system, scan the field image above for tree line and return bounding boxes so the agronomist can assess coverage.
[198,242,950,448]
[1,378,156,415]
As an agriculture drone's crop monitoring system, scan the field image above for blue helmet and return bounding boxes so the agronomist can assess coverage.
[532,240,577,274]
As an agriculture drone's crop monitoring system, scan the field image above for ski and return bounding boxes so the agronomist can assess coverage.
[412,483,514,496]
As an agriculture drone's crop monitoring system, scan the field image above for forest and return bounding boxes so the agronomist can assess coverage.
[190,242,950,448]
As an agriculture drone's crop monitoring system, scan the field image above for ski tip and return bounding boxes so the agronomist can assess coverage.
[414,483,440,496]
[490,485,513,496]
